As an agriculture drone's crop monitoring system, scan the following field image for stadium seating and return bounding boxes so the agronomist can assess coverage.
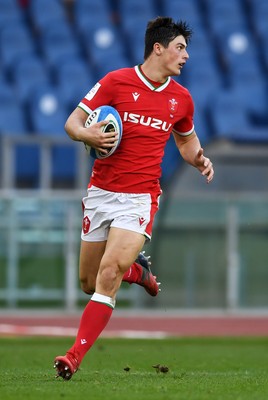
[118,0,156,25]
[0,0,268,189]
[231,79,268,122]
[210,14,248,39]
[216,29,259,70]
[123,19,147,65]
[74,0,111,34]
[54,58,95,112]
[28,84,77,184]
[81,23,130,78]
[0,23,36,72]
[0,0,24,30]
[260,30,268,71]
[184,31,223,109]
[249,0,268,36]
[118,0,158,65]
[204,0,245,19]
[0,80,39,187]
[162,0,204,31]
[14,144,41,188]
[0,82,28,135]
[11,55,50,104]
[38,20,81,69]
[28,0,67,31]
[193,108,211,144]
[209,90,252,140]
[28,84,67,136]
[209,90,268,142]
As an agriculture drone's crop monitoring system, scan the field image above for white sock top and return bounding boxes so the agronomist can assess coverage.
[91,292,116,308]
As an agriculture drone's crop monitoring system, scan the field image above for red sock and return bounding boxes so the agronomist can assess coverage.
[67,293,114,364]
[122,262,142,284]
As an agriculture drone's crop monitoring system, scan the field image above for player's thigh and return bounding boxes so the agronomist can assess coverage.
[79,239,106,287]
[101,227,146,273]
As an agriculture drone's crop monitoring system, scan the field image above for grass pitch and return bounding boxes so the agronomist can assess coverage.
[0,336,268,400]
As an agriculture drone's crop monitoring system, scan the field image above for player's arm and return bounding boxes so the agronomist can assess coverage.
[172,130,214,183]
[65,107,118,153]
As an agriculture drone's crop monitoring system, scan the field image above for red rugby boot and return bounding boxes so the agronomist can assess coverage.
[54,353,79,381]
[135,251,161,297]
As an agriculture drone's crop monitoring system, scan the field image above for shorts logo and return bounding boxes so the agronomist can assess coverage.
[139,217,145,226]
[83,216,90,234]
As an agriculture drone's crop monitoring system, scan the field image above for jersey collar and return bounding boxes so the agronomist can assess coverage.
[135,65,170,91]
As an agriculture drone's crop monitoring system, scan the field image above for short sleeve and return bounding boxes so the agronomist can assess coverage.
[173,92,195,136]
[78,73,115,115]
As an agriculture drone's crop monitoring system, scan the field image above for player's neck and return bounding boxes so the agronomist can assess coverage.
[140,61,167,84]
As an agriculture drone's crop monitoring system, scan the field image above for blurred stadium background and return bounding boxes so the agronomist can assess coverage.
[0,0,268,313]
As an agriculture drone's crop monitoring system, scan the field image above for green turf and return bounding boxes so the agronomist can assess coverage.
[0,337,268,400]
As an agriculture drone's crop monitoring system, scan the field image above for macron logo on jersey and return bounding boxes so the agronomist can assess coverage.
[132,92,140,102]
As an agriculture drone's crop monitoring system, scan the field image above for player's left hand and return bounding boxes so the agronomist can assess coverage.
[195,148,214,183]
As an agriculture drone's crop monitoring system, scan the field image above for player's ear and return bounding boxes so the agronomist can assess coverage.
[154,42,163,56]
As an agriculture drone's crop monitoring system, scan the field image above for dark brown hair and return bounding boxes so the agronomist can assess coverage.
[144,16,193,59]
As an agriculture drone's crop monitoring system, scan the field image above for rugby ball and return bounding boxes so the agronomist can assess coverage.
[84,105,123,159]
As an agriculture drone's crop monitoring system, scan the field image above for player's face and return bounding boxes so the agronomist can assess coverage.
[161,35,189,76]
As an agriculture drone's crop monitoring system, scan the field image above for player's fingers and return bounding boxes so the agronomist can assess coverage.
[103,134,118,145]
[101,136,118,148]
[206,169,214,183]
[202,163,214,183]
[96,146,109,154]
[98,120,110,127]
[106,132,119,140]
[201,161,212,175]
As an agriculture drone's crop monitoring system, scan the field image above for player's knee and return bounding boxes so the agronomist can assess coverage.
[98,264,120,286]
[99,266,117,283]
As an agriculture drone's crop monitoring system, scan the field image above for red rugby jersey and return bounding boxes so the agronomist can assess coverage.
[78,65,194,194]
